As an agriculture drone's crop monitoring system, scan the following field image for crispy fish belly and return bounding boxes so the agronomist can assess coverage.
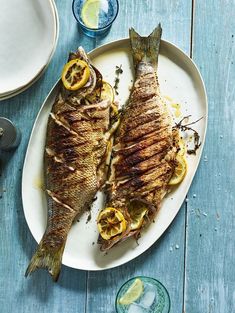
[26,48,114,280]
[98,25,179,251]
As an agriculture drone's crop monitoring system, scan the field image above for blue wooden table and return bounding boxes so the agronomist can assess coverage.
[0,1,234,312]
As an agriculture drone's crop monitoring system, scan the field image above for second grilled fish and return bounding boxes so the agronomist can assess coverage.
[98,25,180,250]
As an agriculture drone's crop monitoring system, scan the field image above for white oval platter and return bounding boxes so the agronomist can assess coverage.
[22,38,207,271]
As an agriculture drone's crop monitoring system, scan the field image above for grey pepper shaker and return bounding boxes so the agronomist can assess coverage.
[0,117,21,151]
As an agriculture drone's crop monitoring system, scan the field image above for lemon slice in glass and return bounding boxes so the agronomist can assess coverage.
[169,154,187,185]
[61,59,90,90]
[119,278,144,305]
[97,207,127,240]
[81,0,101,29]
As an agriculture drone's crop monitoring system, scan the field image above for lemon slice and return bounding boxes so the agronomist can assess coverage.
[81,0,100,29]
[86,81,114,104]
[111,103,119,116]
[61,59,90,90]
[97,207,127,240]
[128,201,147,230]
[119,278,144,305]
[101,81,114,102]
[169,154,187,185]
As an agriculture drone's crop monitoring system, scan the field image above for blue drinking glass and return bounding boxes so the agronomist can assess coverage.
[115,276,171,313]
[72,0,119,37]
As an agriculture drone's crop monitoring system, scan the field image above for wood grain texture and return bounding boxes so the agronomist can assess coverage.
[0,1,192,312]
[87,1,192,313]
[0,1,92,312]
[2,0,234,312]
[184,0,235,312]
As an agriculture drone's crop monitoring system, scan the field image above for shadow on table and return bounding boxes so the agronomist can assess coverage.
[87,223,175,288]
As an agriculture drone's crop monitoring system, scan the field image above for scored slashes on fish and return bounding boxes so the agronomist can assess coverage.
[25,48,115,281]
[98,25,180,250]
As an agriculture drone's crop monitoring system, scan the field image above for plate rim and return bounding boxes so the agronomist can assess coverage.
[22,37,208,271]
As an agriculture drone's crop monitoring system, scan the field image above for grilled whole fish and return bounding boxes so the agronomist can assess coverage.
[26,48,115,280]
[98,25,180,250]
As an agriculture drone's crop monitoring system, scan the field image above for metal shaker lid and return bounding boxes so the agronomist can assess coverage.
[0,117,21,150]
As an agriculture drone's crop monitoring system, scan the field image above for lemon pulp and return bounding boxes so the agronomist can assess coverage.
[86,81,114,103]
[97,207,127,240]
[101,81,114,102]
[119,278,144,305]
[128,201,148,230]
[81,0,101,29]
[61,59,90,91]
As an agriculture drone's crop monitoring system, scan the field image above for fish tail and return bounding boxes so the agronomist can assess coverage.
[25,239,65,282]
[129,24,162,70]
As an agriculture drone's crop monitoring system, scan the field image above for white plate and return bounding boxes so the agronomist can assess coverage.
[0,0,57,95]
[22,38,207,271]
[0,0,59,101]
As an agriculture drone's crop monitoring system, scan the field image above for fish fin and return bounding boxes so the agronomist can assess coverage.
[129,24,162,69]
[25,240,65,282]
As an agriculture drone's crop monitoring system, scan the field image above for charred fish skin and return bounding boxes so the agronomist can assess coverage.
[26,48,113,281]
[98,25,179,251]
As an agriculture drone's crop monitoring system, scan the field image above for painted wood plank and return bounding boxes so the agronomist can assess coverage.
[0,1,99,312]
[86,1,192,312]
[184,1,235,312]
[96,0,191,52]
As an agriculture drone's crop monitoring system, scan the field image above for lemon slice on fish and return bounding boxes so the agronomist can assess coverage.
[119,278,144,305]
[97,207,127,240]
[81,0,100,29]
[101,81,115,103]
[128,201,148,230]
[61,59,90,91]
[169,154,187,185]
[101,81,119,115]
[86,81,114,103]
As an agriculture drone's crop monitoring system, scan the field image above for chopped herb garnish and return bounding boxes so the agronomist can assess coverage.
[174,115,203,155]
[115,65,123,75]
[86,212,92,224]
[113,64,123,95]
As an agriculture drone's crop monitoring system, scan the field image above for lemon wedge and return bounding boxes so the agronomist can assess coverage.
[61,59,90,91]
[97,207,127,240]
[81,0,100,29]
[119,278,144,305]
[169,154,187,185]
